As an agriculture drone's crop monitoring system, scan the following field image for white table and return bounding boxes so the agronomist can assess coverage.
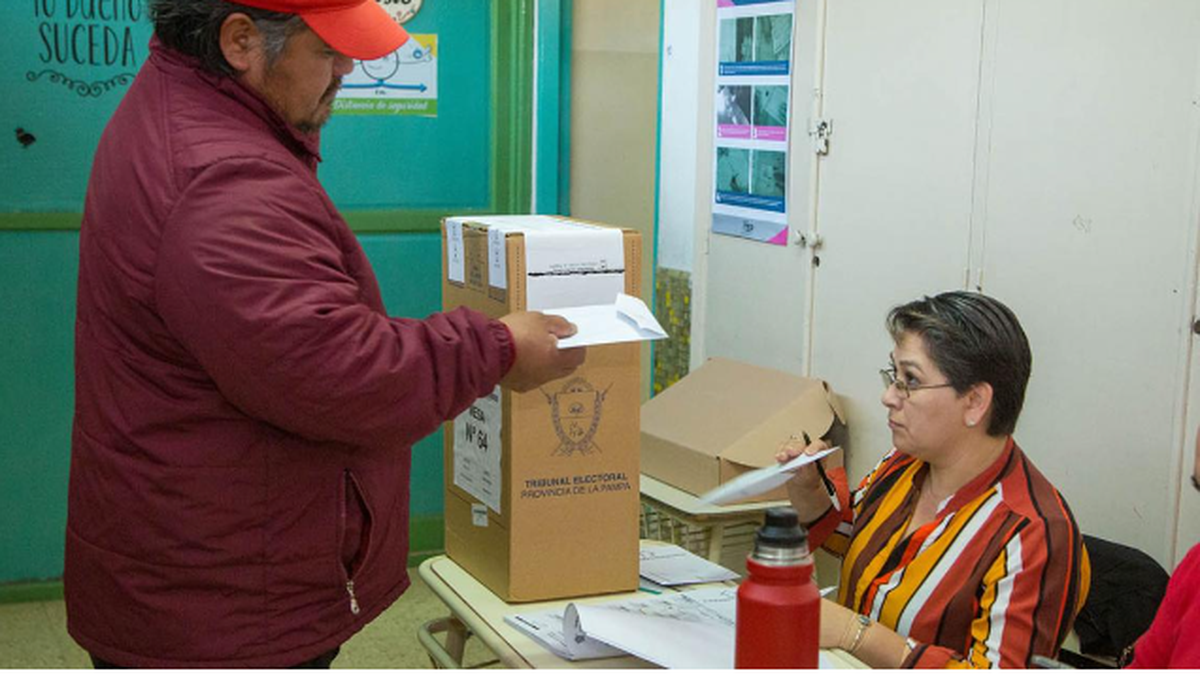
[415,553,866,669]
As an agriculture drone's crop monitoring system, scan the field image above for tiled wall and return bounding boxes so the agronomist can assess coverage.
[653,267,691,395]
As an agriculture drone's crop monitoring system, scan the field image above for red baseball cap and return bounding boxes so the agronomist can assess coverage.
[236,0,409,60]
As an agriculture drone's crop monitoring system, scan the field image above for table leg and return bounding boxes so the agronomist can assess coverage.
[445,616,469,663]
[707,523,726,563]
[417,616,471,668]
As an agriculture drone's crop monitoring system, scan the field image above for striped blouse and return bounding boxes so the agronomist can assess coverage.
[808,438,1090,668]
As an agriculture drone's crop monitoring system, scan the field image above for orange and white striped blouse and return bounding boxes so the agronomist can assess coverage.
[808,438,1090,668]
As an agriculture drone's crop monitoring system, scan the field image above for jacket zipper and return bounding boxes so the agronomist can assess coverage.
[345,579,361,615]
[341,469,369,616]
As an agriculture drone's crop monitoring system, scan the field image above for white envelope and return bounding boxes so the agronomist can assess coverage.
[549,293,668,349]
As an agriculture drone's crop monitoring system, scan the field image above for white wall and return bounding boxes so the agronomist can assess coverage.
[568,0,661,400]
[968,0,1200,569]
[657,0,702,273]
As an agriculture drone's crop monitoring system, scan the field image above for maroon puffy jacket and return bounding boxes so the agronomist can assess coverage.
[65,39,513,667]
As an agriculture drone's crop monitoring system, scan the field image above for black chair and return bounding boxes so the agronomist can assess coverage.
[1058,535,1170,668]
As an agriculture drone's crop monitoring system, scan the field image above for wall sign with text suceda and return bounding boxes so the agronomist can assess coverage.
[29,0,145,98]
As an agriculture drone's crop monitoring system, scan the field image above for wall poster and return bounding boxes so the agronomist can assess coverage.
[334,34,439,117]
[711,0,795,245]
[26,0,144,98]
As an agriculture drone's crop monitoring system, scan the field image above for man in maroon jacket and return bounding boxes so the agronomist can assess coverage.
[66,0,585,667]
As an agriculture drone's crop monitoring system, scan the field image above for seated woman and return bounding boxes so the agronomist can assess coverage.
[782,291,1090,668]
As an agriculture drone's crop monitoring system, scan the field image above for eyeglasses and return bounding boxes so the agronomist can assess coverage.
[880,367,954,399]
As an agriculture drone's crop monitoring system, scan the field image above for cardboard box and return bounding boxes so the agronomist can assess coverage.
[441,216,642,602]
[640,358,847,503]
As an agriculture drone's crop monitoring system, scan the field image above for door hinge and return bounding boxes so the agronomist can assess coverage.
[809,118,833,155]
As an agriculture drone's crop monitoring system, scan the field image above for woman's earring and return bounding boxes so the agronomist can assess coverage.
[966,419,976,428]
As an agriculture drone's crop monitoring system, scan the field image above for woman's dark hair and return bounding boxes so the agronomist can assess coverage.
[886,291,1032,437]
[149,0,305,76]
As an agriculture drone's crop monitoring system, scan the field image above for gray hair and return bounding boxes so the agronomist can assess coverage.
[149,0,306,76]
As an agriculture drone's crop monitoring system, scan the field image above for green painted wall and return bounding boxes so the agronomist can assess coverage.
[0,232,78,584]
[320,4,491,210]
[535,0,571,214]
[0,1,545,585]
[1,1,491,213]
[1,1,148,211]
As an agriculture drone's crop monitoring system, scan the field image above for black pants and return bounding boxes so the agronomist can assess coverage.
[90,646,340,669]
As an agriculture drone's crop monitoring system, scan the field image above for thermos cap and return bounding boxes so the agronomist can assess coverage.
[758,507,808,548]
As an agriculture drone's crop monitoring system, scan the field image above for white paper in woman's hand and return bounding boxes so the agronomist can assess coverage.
[698,447,838,505]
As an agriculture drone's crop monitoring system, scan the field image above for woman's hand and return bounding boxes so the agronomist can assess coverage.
[778,435,833,521]
[777,434,828,490]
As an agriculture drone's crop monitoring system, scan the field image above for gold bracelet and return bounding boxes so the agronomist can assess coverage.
[838,615,860,653]
[845,614,872,655]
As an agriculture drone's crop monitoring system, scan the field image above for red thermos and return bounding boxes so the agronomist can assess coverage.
[735,507,820,668]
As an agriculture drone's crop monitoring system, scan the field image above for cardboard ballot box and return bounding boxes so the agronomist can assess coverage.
[641,358,847,503]
[441,216,643,602]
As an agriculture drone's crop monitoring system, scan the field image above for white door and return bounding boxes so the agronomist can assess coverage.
[691,0,822,377]
[1178,300,1200,567]
[974,0,1200,567]
[806,0,986,481]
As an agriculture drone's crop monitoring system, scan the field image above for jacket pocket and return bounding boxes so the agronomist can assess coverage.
[339,469,374,615]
